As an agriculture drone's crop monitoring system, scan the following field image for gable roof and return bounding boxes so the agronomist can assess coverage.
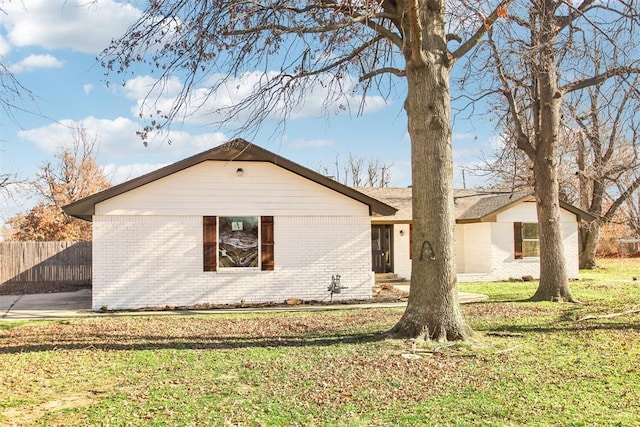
[356,187,596,223]
[63,139,398,221]
[456,190,534,222]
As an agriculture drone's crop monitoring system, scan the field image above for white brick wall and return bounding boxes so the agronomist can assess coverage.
[492,204,580,280]
[393,201,581,282]
[93,215,372,310]
[459,223,493,274]
[391,224,411,280]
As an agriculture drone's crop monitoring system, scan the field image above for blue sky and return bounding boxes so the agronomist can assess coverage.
[0,0,498,230]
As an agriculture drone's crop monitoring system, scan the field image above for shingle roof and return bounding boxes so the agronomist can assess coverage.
[63,139,398,220]
[456,190,533,221]
[356,187,595,223]
[356,187,413,221]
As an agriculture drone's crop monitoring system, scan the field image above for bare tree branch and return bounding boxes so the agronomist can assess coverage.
[359,67,406,82]
[486,30,535,159]
[561,67,640,94]
[452,0,511,60]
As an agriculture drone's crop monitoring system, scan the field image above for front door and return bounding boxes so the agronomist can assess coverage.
[372,225,393,273]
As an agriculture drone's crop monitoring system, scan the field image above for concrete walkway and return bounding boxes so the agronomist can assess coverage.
[0,289,92,321]
[0,288,488,321]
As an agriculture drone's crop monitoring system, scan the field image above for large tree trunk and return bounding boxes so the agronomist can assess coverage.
[529,4,577,302]
[579,221,601,269]
[530,151,577,302]
[576,134,600,270]
[390,32,471,340]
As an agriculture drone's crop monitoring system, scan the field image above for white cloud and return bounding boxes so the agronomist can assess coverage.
[0,0,142,54]
[0,35,10,56]
[123,75,183,100]
[83,83,94,95]
[8,54,64,73]
[124,71,389,127]
[453,132,477,142]
[16,116,228,159]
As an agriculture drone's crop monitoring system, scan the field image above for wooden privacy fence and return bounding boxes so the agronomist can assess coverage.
[0,242,91,285]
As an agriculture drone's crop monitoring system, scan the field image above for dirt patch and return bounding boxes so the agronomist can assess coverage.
[373,283,409,299]
[1,393,95,426]
[0,283,90,296]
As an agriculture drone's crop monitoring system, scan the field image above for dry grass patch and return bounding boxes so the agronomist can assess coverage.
[1,261,640,425]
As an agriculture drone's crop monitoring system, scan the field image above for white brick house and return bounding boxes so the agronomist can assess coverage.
[358,188,594,282]
[64,139,396,310]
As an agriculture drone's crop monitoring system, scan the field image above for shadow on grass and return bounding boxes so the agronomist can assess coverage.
[0,330,390,354]
[483,320,640,335]
[469,298,533,304]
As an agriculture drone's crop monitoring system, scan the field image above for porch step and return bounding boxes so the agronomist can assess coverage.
[375,273,409,285]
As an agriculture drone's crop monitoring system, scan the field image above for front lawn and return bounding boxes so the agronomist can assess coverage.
[1,259,639,426]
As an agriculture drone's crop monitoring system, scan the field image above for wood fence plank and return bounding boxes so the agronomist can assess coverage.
[0,242,91,285]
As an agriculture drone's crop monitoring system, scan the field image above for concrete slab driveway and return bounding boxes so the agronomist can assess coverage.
[0,289,91,321]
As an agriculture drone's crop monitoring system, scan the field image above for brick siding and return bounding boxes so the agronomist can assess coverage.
[92,215,372,310]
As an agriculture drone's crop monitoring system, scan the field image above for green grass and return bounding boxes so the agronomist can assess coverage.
[1,258,639,426]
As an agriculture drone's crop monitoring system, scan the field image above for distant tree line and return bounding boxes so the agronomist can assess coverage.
[319,153,393,188]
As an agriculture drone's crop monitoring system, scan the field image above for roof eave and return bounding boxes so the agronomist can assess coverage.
[559,201,597,222]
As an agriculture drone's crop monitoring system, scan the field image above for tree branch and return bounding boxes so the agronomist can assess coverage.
[451,0,511,60]
[293,36,386,80]
[561,67,640,94]
[487,30,535,159]
[359,67,406,82]
[226,13,402,50]
[405,0,422,63]
[603,176,640,222]
[226,21,354,36]
[556,0,597,31]
[578,305,640,321]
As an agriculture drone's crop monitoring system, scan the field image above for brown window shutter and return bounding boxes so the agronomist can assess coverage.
[409,224,413,260]
[261,216,274,271]
[203,216,217,271]
[514,222,523,259]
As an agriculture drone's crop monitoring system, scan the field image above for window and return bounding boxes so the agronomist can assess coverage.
[514,222,540,259]
[203,216,274,271]
[219,216,259,268]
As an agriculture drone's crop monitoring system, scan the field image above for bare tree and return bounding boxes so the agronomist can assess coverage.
[567,75,640,269]
[366,158,392,187]
[4,126,111,241]
[463,64,640,272]
[320,153,393,187]
[0,3,36,124]
[474,30,640,272]
[623,188,640,239]
[347,153,365,187]
[1,50,34,200]
[0,159,22,198]
[104,0,511,341]
[462,0,640,302]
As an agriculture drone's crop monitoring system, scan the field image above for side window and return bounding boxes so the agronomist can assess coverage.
[203,216,275,271]
[514,222,540,259]
[219,217,259,268]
